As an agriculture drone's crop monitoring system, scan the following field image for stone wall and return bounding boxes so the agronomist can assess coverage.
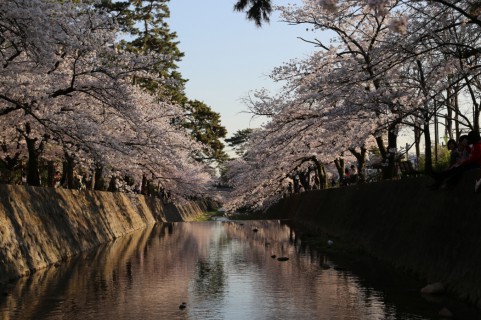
[0,184,210,283]
[265,174,481,307]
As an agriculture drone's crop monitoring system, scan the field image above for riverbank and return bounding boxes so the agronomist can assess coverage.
[265,174,481,308]
[0,184,214,284]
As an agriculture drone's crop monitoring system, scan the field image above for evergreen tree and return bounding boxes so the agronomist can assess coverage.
[98,0,186,100]
[225,128,253,157]
[98,1,228,165]
[184,100,228,163]
[233,0,272,27]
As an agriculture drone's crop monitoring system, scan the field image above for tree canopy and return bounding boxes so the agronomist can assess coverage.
[183,100,228,163]
[225,128,253,157]
[0,0,216,200]
[98,0,228,164]
[225,0,481,211]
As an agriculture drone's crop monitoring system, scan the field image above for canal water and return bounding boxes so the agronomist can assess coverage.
[0,220,479,320]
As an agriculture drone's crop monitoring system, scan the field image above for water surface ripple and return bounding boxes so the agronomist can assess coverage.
[0,220,477,319]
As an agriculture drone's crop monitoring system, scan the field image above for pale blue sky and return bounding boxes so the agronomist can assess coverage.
[168,1,316,138]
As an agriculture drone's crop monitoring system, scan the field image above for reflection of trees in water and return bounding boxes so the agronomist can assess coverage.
[219,220,395,319]
[0,224,156,320]
[194,259,226,298]
[191,224,231,304]
[0,222,236,319]
[0,220,449,320]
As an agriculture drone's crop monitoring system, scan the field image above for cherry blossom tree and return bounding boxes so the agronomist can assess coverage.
[226,0,481,211]
[0,0,215,200]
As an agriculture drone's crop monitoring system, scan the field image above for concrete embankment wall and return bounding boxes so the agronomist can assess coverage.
[0,184,213,284]
[266,175,481,307]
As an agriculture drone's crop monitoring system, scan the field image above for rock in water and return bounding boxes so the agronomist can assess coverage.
[420,282,445,294]
[438,307,453,318]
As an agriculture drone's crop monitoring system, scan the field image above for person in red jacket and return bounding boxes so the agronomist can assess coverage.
[430,130,481,190]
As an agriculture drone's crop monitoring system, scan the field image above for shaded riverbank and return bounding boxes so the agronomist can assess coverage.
[0,184,215,283]
[265,175,481,308]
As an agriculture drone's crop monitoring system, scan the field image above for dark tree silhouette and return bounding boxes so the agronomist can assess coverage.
[233,0,272,27]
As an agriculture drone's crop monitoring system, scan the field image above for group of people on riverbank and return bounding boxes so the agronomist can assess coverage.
[431,130,481,191]
[51,171,88,190]
[341,165,359,186]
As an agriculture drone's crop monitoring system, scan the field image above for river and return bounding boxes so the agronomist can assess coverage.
[0,220,478,320]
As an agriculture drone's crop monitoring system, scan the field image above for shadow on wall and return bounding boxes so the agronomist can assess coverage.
[0,184,215,283]
[266,173,481,307]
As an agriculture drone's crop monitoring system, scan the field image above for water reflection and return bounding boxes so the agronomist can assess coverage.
[0,220,478,320]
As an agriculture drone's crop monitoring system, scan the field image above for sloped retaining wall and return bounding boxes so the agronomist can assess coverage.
[0,184,212,283]
[266,174,481,307]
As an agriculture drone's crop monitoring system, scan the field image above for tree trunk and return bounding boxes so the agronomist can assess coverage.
[434,111,439,167]
[416,59,432,174]
[293,175,300,193]
[94,164,105,190]
[446,85,453,140]
[454,88,460,139]
[26,136,41,186]
[334,157,345,181]
[0,152,21,184]
[310,156,327,189]
[424,117,433,174]
[108,175,117,192]
[473,103,480,132]
[298,170,310,191]
[47,161,55,187]
[141,174,148,195]
[414,125,421,167]
[63,152,74,189]
[349,146,367,182]
[382,126,398,180]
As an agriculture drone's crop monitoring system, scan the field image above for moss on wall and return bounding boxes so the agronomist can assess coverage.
[266,174,481,307]
[0,184,210,283]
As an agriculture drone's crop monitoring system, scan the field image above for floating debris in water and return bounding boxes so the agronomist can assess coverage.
[179,302,187,310]
[277,257,289,262]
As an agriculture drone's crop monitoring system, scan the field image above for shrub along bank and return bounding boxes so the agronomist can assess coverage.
[265,174,481,307]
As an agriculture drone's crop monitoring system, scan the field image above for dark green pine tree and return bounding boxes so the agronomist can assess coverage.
[98,0,186,101]
[98,1,228,164]
[184,100,229,163]
[225,128,253,157]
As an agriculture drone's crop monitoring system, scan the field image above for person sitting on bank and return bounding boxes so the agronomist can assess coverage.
[350,165,358,183]
[446,138,460,168]
[456,134,470,165]
[430,130,481,189]
[52,171,61,188]
[342,168,351,186]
